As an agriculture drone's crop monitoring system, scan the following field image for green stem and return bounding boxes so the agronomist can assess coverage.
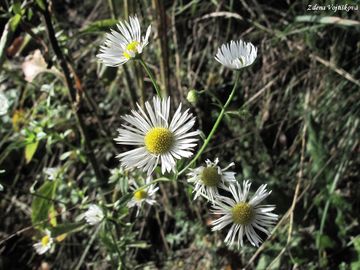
[138,58,162,98]
[134,177,171,193]
[107,0,117,18]
[108,222,125,269]
[178,71,241,175]
[317,160,347,265]
[74,224,102,270]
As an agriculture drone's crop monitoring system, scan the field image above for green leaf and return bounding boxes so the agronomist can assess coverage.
[79,19,118,34]
[353,237,360,254]
[25,141,39,163]
[351,261,360,270]
[12,2,22,15]
[10,14,21,32]
[317,234,336,249]
[49,205,57,227]
[35,0,46,11]
[256,256,269,270]
[31,181,57,229]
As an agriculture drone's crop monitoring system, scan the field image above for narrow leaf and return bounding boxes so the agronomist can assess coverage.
[25,141,39,163]
[31,181,57,228]
[79,19,118,34]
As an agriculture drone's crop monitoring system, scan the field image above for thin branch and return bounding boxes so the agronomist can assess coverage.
[41,1,106,190]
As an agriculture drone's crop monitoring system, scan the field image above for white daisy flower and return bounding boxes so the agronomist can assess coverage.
[115,96,199,175]
[97,15,151,67]
[0,92,9,116]
[127,177,159,216]
[33,229,53,255]
[187,158,236,202]
[84,204,104,225]
[43,167,60,181]
[215,40,257,69]
[211,180,278,247]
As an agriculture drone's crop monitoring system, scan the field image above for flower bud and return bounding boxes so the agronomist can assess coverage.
[186,89,198,104]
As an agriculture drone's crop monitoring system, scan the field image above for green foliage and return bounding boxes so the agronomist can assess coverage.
[35,0,46,11]
[316,233,336,249]
[31,180,58,229]
[51,222,85,237]
[24,140,39,163]
[79,19,119,35]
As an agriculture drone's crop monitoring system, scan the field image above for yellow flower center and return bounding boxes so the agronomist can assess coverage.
[41,235,50,247]
[144,127,174,155]
[201,167,221,187]
[123,41,140,59]
[134,189,148,201]
[232,202,254,225]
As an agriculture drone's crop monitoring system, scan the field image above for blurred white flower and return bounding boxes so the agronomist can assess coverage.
[43,167,60,181]
[187,158,236,203]
[115,96,199,175]
[33,229,53,255]
[0,170,4,192]
[21,50,61,82]
[0,92,9,116]
[84,204,104,225]
[211,180,278,247]
[215,40,257,69]
[97,15,151,67]
[127,177,159,216]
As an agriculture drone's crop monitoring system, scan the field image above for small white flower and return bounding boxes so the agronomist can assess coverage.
[43,167,60,181]
[187,158,236,202]
[84,204,104,225]
[97,15,151,67]
[215,40,257,69]
[0,92,9,116]
[33,229,53,255]
[115,96,199,175]
[127,177,159,216]
[0,170,4,191]
[211,180,278,248]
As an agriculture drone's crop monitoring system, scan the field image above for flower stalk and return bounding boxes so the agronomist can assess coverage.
[138,58,162,98]
[179,71,241,175]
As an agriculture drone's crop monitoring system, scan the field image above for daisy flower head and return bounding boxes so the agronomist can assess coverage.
[211,180,278,248]
[115,96,199,175]
[215,40,257,70]
[33,229,53,255]
[84,204,104,225]
[127,177,159,216]
[97,15,151,67]
[187,158,236,203]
